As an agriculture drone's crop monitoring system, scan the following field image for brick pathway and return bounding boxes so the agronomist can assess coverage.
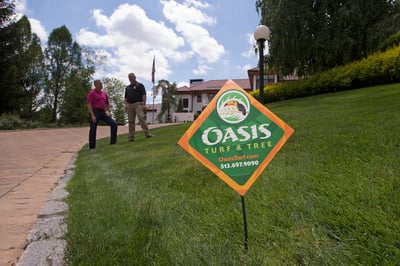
[0,125,164,265]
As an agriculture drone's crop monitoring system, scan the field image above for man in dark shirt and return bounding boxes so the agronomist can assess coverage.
[86,79,118,149]
[124,72,153,141]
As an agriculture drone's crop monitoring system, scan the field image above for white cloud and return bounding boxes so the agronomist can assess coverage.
[175,22,223,63]
[14,0,27,14]
[18,0,233,94]
[74,1,225,87]
[12,0,258,103]
[241,32,270,60]
[177,80,189,87]
[241,33,257,58]
[161,0,224,70]
[14,0,48,42]
[241,63,253,72]
[76,28,114,48]
[162,0,215,25]
[76,3,189,84]
[184,0,211,9]
[28,18,48,42]
[193,64,211,75]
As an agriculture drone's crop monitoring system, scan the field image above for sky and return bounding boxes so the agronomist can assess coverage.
[14,0,263,102]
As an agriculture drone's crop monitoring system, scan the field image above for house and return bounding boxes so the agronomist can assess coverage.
[162,65,297,122]
[247,66,279,90]
[144,103,161,124]
[175,78,252,116]
[174,66,282,118]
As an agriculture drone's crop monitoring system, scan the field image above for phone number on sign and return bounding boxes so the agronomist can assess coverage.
[220,160,259,169]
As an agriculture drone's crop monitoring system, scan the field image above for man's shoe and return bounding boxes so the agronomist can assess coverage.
[146,134,153,138]
[129,139,134,142]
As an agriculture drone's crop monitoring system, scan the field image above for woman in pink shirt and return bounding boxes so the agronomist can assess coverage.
[86,79,117,149]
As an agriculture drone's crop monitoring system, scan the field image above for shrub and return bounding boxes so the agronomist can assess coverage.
[0,113,44,130]
[379,31,400,51]
[251,45,400,103]
[0,114,25,130]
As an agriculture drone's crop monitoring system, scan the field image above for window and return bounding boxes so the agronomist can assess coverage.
[182,98,189,109]
[197,94,202,103]
[208,93,215,100]
[256,74,275,88]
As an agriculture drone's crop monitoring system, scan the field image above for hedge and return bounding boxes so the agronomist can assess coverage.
[250,45,400,103]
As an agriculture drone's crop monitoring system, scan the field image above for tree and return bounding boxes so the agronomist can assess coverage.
[59,71,90,125]
[0,0,14,26]
[103,77,126,125]
[44,26,88,123]
[154,79,177,123]
[0,14,45,117]
[0,0,20,115]
[255,0,400,76]
[13,16,45,120]
[60,46,105,124]
[177,98,183,112]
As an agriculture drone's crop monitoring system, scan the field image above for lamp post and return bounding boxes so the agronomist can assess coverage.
[254,25,270,104]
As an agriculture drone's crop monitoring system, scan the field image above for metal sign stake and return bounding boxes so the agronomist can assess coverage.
[241,195,249,251]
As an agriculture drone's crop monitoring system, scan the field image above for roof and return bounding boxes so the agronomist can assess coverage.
[177,78,251,94]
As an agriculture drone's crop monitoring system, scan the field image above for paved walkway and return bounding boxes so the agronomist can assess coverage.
[0,124,165,265]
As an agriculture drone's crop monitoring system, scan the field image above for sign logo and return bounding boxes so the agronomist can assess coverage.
[178,80,294,196]
[217,90,250,124]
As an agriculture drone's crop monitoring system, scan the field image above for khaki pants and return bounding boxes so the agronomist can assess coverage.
[125,102,151,140]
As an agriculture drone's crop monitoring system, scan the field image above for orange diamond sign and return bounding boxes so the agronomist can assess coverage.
[178,80,294,196]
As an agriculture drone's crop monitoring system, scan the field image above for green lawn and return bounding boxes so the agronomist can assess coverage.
[65,84,399,265]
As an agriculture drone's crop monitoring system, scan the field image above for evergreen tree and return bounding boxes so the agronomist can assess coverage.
[0,14,45,117]
[0,0,20,115]
[14,16,45,119]
[177,98,183,112]
[0,0,14,26]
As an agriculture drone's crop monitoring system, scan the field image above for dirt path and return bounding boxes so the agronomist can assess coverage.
[0,124,167,265]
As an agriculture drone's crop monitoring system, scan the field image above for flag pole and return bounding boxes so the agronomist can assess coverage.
[151,55,156,124]
[152,81,155,124]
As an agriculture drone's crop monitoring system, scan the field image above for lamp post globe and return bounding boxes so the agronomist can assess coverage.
[254,25,270,42]
[254,25,270,104]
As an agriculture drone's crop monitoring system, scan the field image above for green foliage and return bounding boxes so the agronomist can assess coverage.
[66,84,399,265]
[44,26,99,124]
[0,113,42,130]
[155,79,177,122]
[19,32,46,120]
[0,15,42,116]
[35,107,53,125]
[0,3,106,126]
[0,0,15,26]
[250,45,400,103]
[103,77,126,125]
[0,114,24,130]
[177,97,184,112]
[256,0,400,76]
[379,30,400,51]
[44,26,76,123]
[59,77,90,125]
[59,47,100,125]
